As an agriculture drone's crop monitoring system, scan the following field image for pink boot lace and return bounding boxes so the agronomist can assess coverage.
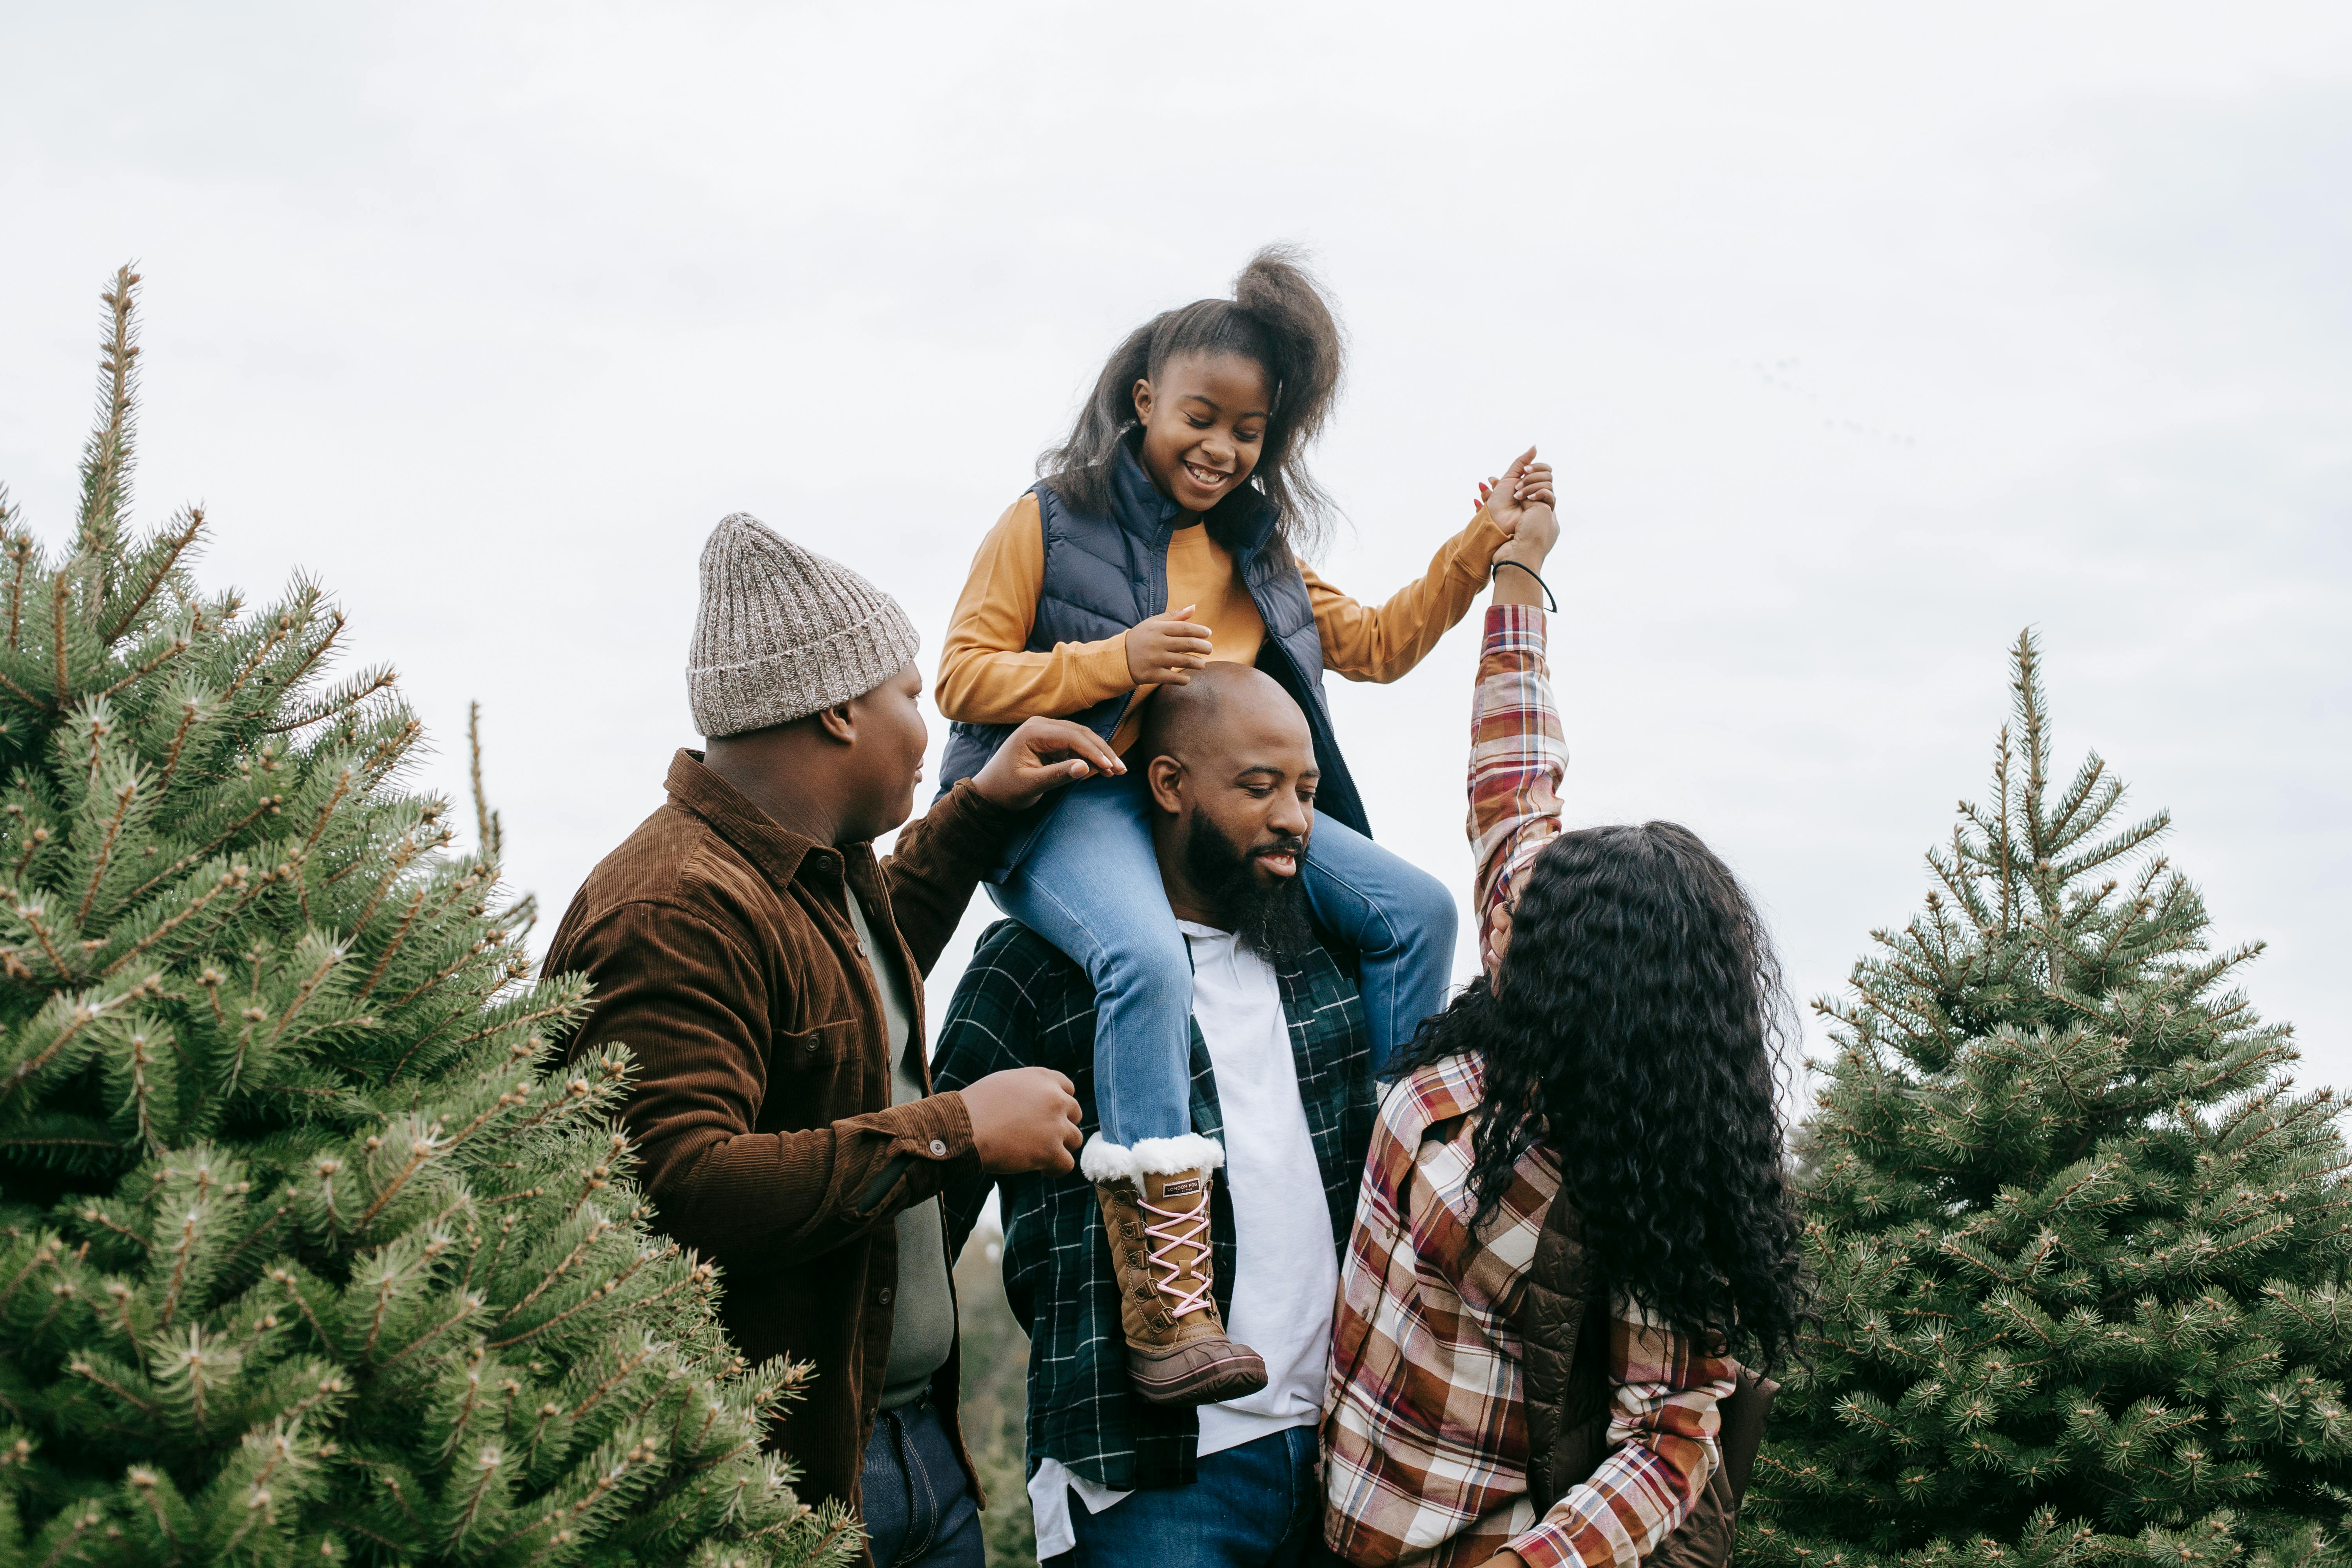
[1140,1192,1215,1319]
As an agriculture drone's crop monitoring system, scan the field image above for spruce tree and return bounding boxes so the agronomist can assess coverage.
[0,268,858,1568]
[1746,632,2352,1568]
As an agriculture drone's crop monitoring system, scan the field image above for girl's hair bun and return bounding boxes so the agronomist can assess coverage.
[1232,245,1345,493]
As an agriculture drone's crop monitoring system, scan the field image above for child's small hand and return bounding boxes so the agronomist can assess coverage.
[1125,605,1215,687]
[1481,447,1557,536]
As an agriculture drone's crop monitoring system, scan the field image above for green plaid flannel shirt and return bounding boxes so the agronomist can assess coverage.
[936,917,1376,1493]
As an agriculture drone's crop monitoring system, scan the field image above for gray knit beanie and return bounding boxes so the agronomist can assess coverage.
[686,513,922,738]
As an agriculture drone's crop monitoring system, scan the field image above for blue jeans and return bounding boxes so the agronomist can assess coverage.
[1053,1426,1328,1568]
[991,772,1456,1146]
[860,1396,984,1568]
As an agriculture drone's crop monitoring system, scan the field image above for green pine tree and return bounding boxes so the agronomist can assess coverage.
[0,267,859,1568]
[1744,631,2352,1568]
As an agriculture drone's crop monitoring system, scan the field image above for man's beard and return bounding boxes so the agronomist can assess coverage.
[1181,811,1317,964]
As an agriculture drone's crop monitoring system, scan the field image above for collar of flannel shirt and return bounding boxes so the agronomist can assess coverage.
[933,917,1377,1493]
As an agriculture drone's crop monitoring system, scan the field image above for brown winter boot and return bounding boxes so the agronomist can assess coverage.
[1088,1138,1268,1407]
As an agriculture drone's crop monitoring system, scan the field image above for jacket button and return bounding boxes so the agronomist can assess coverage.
[929,1139,948,1157]
[877,1287,893,1305]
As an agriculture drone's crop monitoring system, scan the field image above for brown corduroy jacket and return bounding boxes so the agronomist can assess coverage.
[544,750,1013,1533]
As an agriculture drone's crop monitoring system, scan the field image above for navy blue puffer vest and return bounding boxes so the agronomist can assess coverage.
[937,445,1369,857]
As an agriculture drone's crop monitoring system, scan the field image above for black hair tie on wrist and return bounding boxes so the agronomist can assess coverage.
[1492,559,1557,612]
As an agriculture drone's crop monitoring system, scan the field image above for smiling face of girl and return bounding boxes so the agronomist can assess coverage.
[1131,350,1272,516]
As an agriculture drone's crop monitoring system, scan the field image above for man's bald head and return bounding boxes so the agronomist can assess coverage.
[1140,662,1319,945]
[1137,662,1310,774]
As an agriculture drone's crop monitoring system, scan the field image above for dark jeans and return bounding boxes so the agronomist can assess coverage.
[860,1395,984,1568]
[1052,1425,1331,1568]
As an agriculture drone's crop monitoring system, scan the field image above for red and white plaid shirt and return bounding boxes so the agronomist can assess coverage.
[1322,604,1736,1568]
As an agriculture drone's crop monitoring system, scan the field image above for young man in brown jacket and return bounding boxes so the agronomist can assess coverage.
[546,514,1115,1567]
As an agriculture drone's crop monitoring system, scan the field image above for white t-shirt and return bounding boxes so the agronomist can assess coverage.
[1029,920,1338,1556]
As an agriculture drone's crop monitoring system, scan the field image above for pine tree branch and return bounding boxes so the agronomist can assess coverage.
[76,1205,150,1251]
[50,570,74,708]
[65,1355,157,1417]
[0,665,46,713]
[121,1027,165,1152]
[499,1213,619,1325]
[445,1443,509,1549]
[3,530,33,653]
[1994,724,2017,932]
[215,1203,290,1279]
[352,1137,441,1237]
[360,717,423,782]
[566,1340,659,1424]
[489,1248,673,1354]
[76,266,142,559]
[2014,630,2054,862]
[287,764,358,922]
[147,696,203,804]
[377,1289,485,1370]
[217,616,296,710]
[468,700,503,863]
[0,991,128,1102]
[266,1267,336,1353]
[263,666,395,735]
[254,610,347,722]
[384,955,534,1080]
[98,508,203,644]
[154,1196,207,1332]
[73,779,140,927]
[99,871,239,979]
[383,932,495,1013]
[2044,753,2112,851]
[353,884,431,1002]
[91,632,190,704]
[443,998,576,1056]
[117,801,280,907]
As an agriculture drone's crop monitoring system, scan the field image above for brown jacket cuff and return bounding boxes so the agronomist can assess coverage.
[848,1091,979,1219]
[931,776,1016,837]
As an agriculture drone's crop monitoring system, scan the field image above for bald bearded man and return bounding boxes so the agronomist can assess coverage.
[933,665,1390,1568]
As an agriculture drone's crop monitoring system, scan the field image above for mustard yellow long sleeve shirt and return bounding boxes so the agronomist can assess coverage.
[936,492,1510,755]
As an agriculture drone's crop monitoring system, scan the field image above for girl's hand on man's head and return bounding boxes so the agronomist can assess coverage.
[1125,604,1215,687]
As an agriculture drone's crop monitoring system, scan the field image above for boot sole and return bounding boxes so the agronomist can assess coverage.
[1131,1350,1270,1408]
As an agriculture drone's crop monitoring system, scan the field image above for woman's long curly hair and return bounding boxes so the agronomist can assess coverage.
[1038,244,1345,556]
[1392,821,1809,1370]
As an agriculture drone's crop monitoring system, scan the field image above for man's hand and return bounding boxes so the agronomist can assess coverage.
[1125,605,1215,687]
[1468,1553,1528,1568]
[961,1066,1085,1174]
[970,717,1125,811]
[1481,447,1557,539]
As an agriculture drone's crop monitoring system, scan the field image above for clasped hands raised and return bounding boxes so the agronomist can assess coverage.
[1123,445,1557,688]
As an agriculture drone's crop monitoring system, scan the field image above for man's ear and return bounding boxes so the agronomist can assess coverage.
[1147,753,1185,814]
[1132,377,1154,426]
[812,701,856,745]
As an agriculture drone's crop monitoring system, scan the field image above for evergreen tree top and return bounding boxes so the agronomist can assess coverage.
[1748,630,2352,1568]
[0,268,856,1566]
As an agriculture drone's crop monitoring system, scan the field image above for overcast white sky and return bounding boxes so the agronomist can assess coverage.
[3,3,2347,1094]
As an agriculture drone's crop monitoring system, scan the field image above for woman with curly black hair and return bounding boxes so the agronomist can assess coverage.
[1323,496,1808,1568]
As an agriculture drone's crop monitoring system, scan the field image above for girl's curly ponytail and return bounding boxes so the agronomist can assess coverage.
[1040,244,1348,555]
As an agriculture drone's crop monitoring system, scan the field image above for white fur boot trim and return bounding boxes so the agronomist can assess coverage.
[1080,1132,1226,1185]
